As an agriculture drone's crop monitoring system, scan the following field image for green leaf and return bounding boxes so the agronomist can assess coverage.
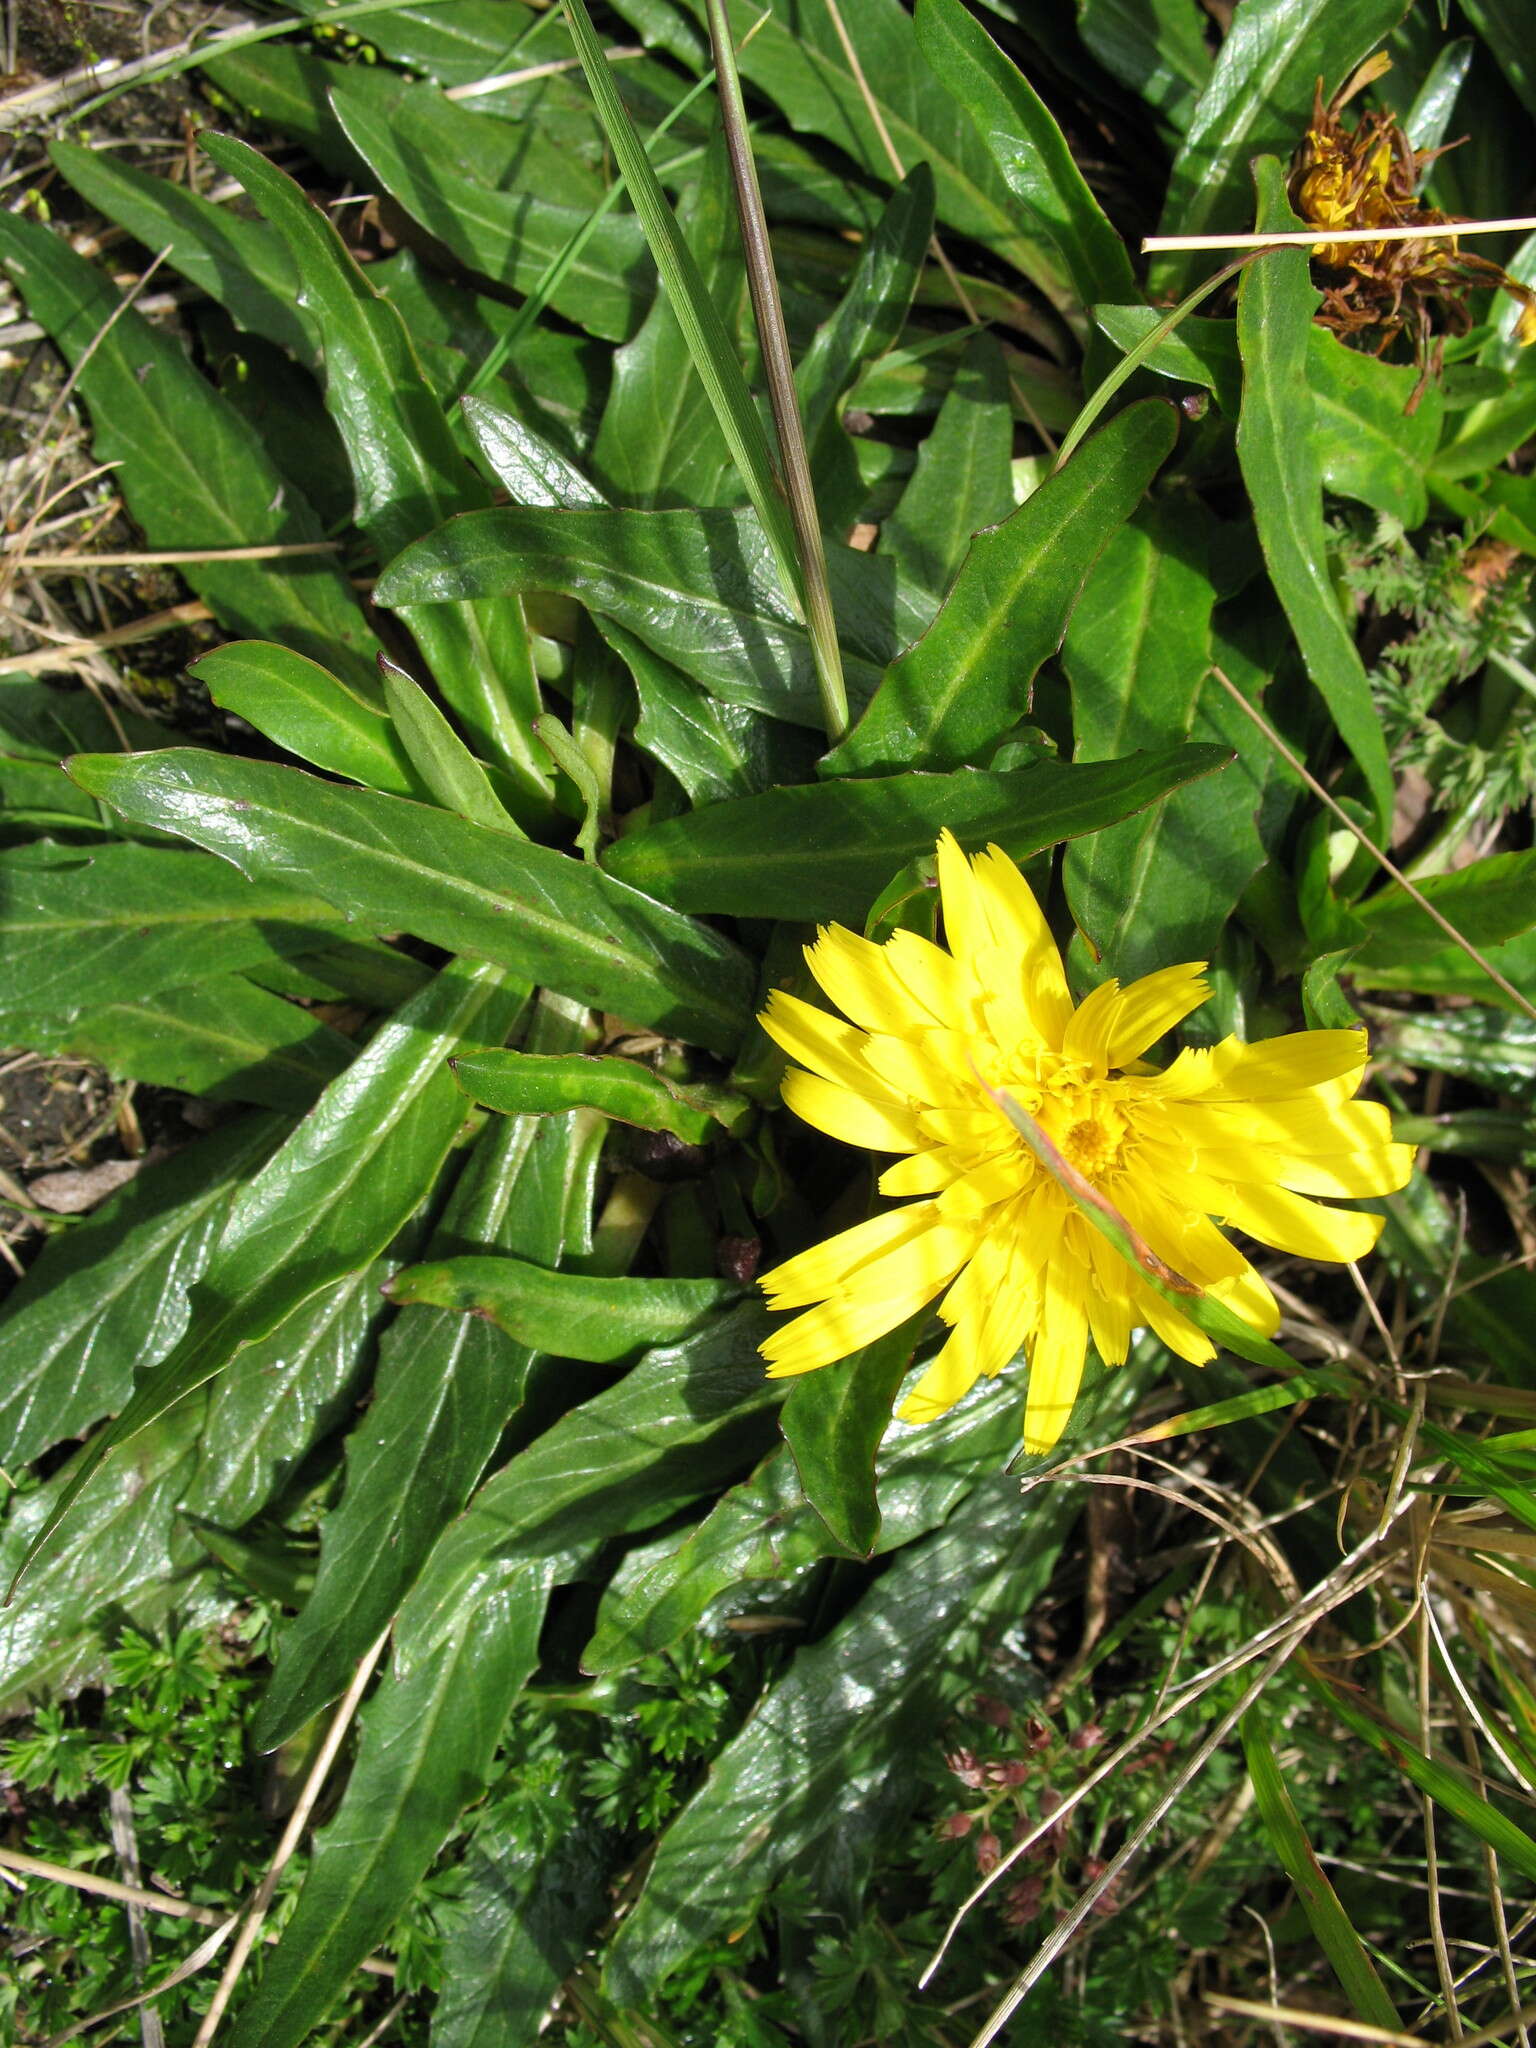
[201,131,551,815]
[191,641,422,797]
[1370,1007,1536,1090]
[377,659,522,833]
[1351,850,1536,968]
[1076,0,1213,134]
[585,1371,1028,1673]
[914,0,1138,307]
[9,956,526,1593]
[387,1257,740,1362]
[1309,327,1442,527]
[0,1114,280,1470]
[591,127,753,511]
[1062,504,1268,979]
[0,1404,220,1712]
[1459,0,1536,122]
[183,1264,390,1528]
[779,1324,917,1557]
[395,1301,782,1667]
[452,1049,743,1142]
[602,1472,1091,1999]
[601,747,1227,921]
[6,975,357,1113]
[376,502,924,727]
[47,137,316,363]
[225,1574,552,2048]
[1093,304,1241,412]
[826,400,1178,775]
[1235,162,1394,833]
[630,0,1070,302]
[65,750,755,1057]
[794,165,937,534]
[0,210,376,689]
[461,396,607,508]
[254,1008,604,1749]
[614,617,817,803]
[0,841,344,1017]
[326,64,648,342]
[1242,1709,1404,2030]
[1153,0,1412,288]
[880,331,1015,601]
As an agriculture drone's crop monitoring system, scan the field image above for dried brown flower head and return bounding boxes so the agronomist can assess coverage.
[1289,54,1536,367]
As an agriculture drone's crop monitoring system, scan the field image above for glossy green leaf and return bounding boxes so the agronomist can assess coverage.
[915,0,1138,307]
[0,1115,280,1470]
[602,746,1226,921]
[395,1301,782,1666]
[1235,163,1394,832]
[1352,850,1536,968]
[191,641,422,797]
[1459,0,1536,121]
[0,1404,218,1713]
[1062,505,1268,980]
[255,1006,603,1749]
[1094,303,1241,411]
[1370,1007,1536,1090]
[226,1574,551,2048]
[6,975,356,1114]
[880,331,1015,601]
[615,617,817,803]
[0,210,376,689]
[1153,0,1412,287]
[1242,1709,1404,2030]
[10,957,526,1591]
[66,750,755,1056]
[452,1049,744,1142]
[603,1472,1090,1999]
[779,1324,917,1558]
[0,842,344,1017]
[461,396,607,509]
[1308,328,1442,527]
[591,128,752,511]
[376,502,925,727]
[183,1264,389,1528]
[47,138,316,363]
[388,1256,740,1362]
[202,131,550,813]
[585,1372,1026,1673]
[377,660,521,833]
[1076,0,1212,133]
[794,165,936,533]
[827,400,1178,774]
[633,0,1068,301]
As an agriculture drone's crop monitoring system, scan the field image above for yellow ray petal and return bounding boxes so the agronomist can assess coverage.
[1022,1256,1090,1453]
[761,1202,939,1309]
[1204,1030,1369,1099]
[885,928,973,1028]
[759,990,883,1095]
[762,1216,980,1373]
[1085,1229,1135,1364]
[972,845,1073,1045]
[1100,962,1210,1067]
[936,827,989,961]
[781,1069,923,1153]
[1212,1180,1386,1263]
[860,1030,958,1107]
[1193,1140,1413,1201]
[1060,978,1124,1068]
[1170,1095,1397,1155]
[805,923,935,1036]
[1136,1285,1216,1365]
[879,1147,963,1197]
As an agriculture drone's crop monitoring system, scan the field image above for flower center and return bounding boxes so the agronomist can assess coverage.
[986,1055,1135,1186]
[1063,1116,1118,1177]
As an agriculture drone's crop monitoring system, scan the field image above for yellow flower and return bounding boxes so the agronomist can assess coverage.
[758,833,1414,1454]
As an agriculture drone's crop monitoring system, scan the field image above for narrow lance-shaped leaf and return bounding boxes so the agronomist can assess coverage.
[1235,161,1395,834]
[387,1257,741,1363]
[201,131,551,816]
[226,1574,554,2048]
[452,1049,748,1142]
[9,956,527,1594]
[601,747,1229,922]
[254,999,605,1751]
[827,400,1178,775]
[779,1321,919,1558]
[65,750,755,1057]
[0,209,376,688]
[914,0,1138,308]
[191,642,426,799]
